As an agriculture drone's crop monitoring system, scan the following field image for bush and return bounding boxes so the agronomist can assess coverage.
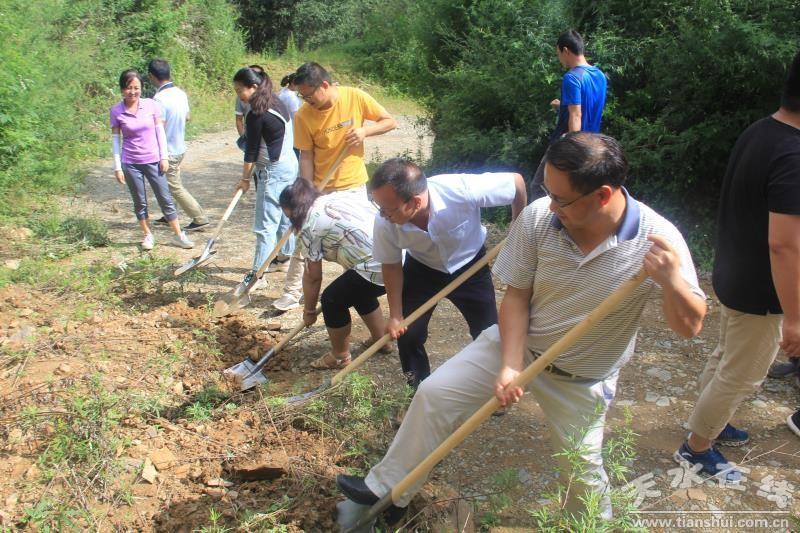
[0,0,244,211]
[234,0,381,52]
[350,0,800,265]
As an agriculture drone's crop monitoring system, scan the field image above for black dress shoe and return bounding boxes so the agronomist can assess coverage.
[337,474,379,505]
[336,474,408,525]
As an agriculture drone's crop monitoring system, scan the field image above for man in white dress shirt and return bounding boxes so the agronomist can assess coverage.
[369,158,527,388]
[147,58,208,231]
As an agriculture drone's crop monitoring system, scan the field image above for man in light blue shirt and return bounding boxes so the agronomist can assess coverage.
[148,59,208,231]
[370,158,527,387]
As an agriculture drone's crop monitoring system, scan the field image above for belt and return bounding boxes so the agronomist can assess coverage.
[545,362,575,378]
[531,352,577,379]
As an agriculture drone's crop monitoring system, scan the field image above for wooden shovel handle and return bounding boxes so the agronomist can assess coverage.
[389,268,649,501]
[252,147,352,279]
[315,145,352,192]
[208,189,243,241]
[272,305,322,354]
[332,240,506,385]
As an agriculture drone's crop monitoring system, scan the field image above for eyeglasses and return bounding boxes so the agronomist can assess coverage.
[298,86,320,101]
[540,183,595,209]
[371,199,405,218]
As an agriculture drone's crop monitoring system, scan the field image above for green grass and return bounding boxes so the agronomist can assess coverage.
[19,497,81,532]
[183,384,227,422]
[297,372,413,465]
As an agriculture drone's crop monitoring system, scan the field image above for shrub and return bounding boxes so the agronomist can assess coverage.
[0,0,244,211]
[234,0,381,52]
[349,0,800,264]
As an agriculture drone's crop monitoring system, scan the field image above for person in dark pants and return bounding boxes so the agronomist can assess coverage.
[530,30,607,199]
[278,178,391,368]
[370,158,527,387]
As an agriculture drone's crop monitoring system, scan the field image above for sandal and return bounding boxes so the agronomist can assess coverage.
[310,351,351,370]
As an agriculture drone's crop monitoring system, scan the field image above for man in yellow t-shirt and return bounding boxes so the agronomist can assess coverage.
[293,62,397,192]
[271,62,397,312]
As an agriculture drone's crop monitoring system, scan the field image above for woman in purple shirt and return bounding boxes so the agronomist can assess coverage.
[110,69,193,250]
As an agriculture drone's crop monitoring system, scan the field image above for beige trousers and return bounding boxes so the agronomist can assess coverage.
[364,325,616,518]
[166,154,207,224]
[688,303,783,439]
[280,252,304,299]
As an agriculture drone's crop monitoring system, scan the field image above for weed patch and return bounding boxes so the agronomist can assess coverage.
[529,408,642,531]
[182,384,227,422]
[298,373,413,465]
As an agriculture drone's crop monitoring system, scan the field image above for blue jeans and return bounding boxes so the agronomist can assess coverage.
[252,163,296,271]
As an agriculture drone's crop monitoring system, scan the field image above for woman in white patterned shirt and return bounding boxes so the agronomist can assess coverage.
[279,179,391,369]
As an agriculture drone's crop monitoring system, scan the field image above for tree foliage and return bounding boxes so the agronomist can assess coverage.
[0,0,244,199]
[348,0,800,261]
[234,0,381,52]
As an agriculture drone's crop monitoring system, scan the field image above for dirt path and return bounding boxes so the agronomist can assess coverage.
[4,106,800,531]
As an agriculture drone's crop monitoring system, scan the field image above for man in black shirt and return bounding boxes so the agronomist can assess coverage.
[676,50,800,479]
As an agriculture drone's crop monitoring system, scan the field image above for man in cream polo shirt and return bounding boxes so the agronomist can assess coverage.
[337,133,707,525]
[369,158,527,388]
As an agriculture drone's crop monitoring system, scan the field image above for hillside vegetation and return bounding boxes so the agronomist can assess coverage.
[0,0,243,216]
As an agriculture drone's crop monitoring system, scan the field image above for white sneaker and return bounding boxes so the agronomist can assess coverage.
[141,233,155,250]
[170,231,194,249]
[272,293,300,311]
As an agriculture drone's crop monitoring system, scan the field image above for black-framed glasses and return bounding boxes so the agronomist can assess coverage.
[540,183,594,209]
[371,199,405,218]
[298,86,320,101]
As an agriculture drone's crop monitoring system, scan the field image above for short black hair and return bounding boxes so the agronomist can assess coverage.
[118,69,142,90]
[293,62,331,88]
[369,158,427,201]
[147,58,171,81]
[556,30,584,55]
[544,133,627,194]
[781,50,800,112]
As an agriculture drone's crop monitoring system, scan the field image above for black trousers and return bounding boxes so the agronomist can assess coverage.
[321,269,386,328]
[399,246,498,388]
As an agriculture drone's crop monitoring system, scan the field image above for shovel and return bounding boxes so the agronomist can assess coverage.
[212,146,352,318]
[287,239,507,404]
[174,189,244,276]
[342,269,649,532]
[213,229,294,317]
[224,305,322,391]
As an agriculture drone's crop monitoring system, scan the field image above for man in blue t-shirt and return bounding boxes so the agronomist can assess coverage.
[531,30,608,196]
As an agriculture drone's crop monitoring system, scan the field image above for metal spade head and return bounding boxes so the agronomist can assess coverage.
[212,282,251,317]
[174,247,218,276]
[223,358,269,391]
[223,345,279,391]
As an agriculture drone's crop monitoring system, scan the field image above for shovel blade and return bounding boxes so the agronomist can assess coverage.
[174,248,217,276]
[212,284,251,317]
[286,379,331,404]
[223,359,268,391]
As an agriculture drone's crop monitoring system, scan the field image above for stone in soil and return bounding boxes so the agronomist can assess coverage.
[141,457,157,483]
[646,367,673,381]
[149,448,177,470]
